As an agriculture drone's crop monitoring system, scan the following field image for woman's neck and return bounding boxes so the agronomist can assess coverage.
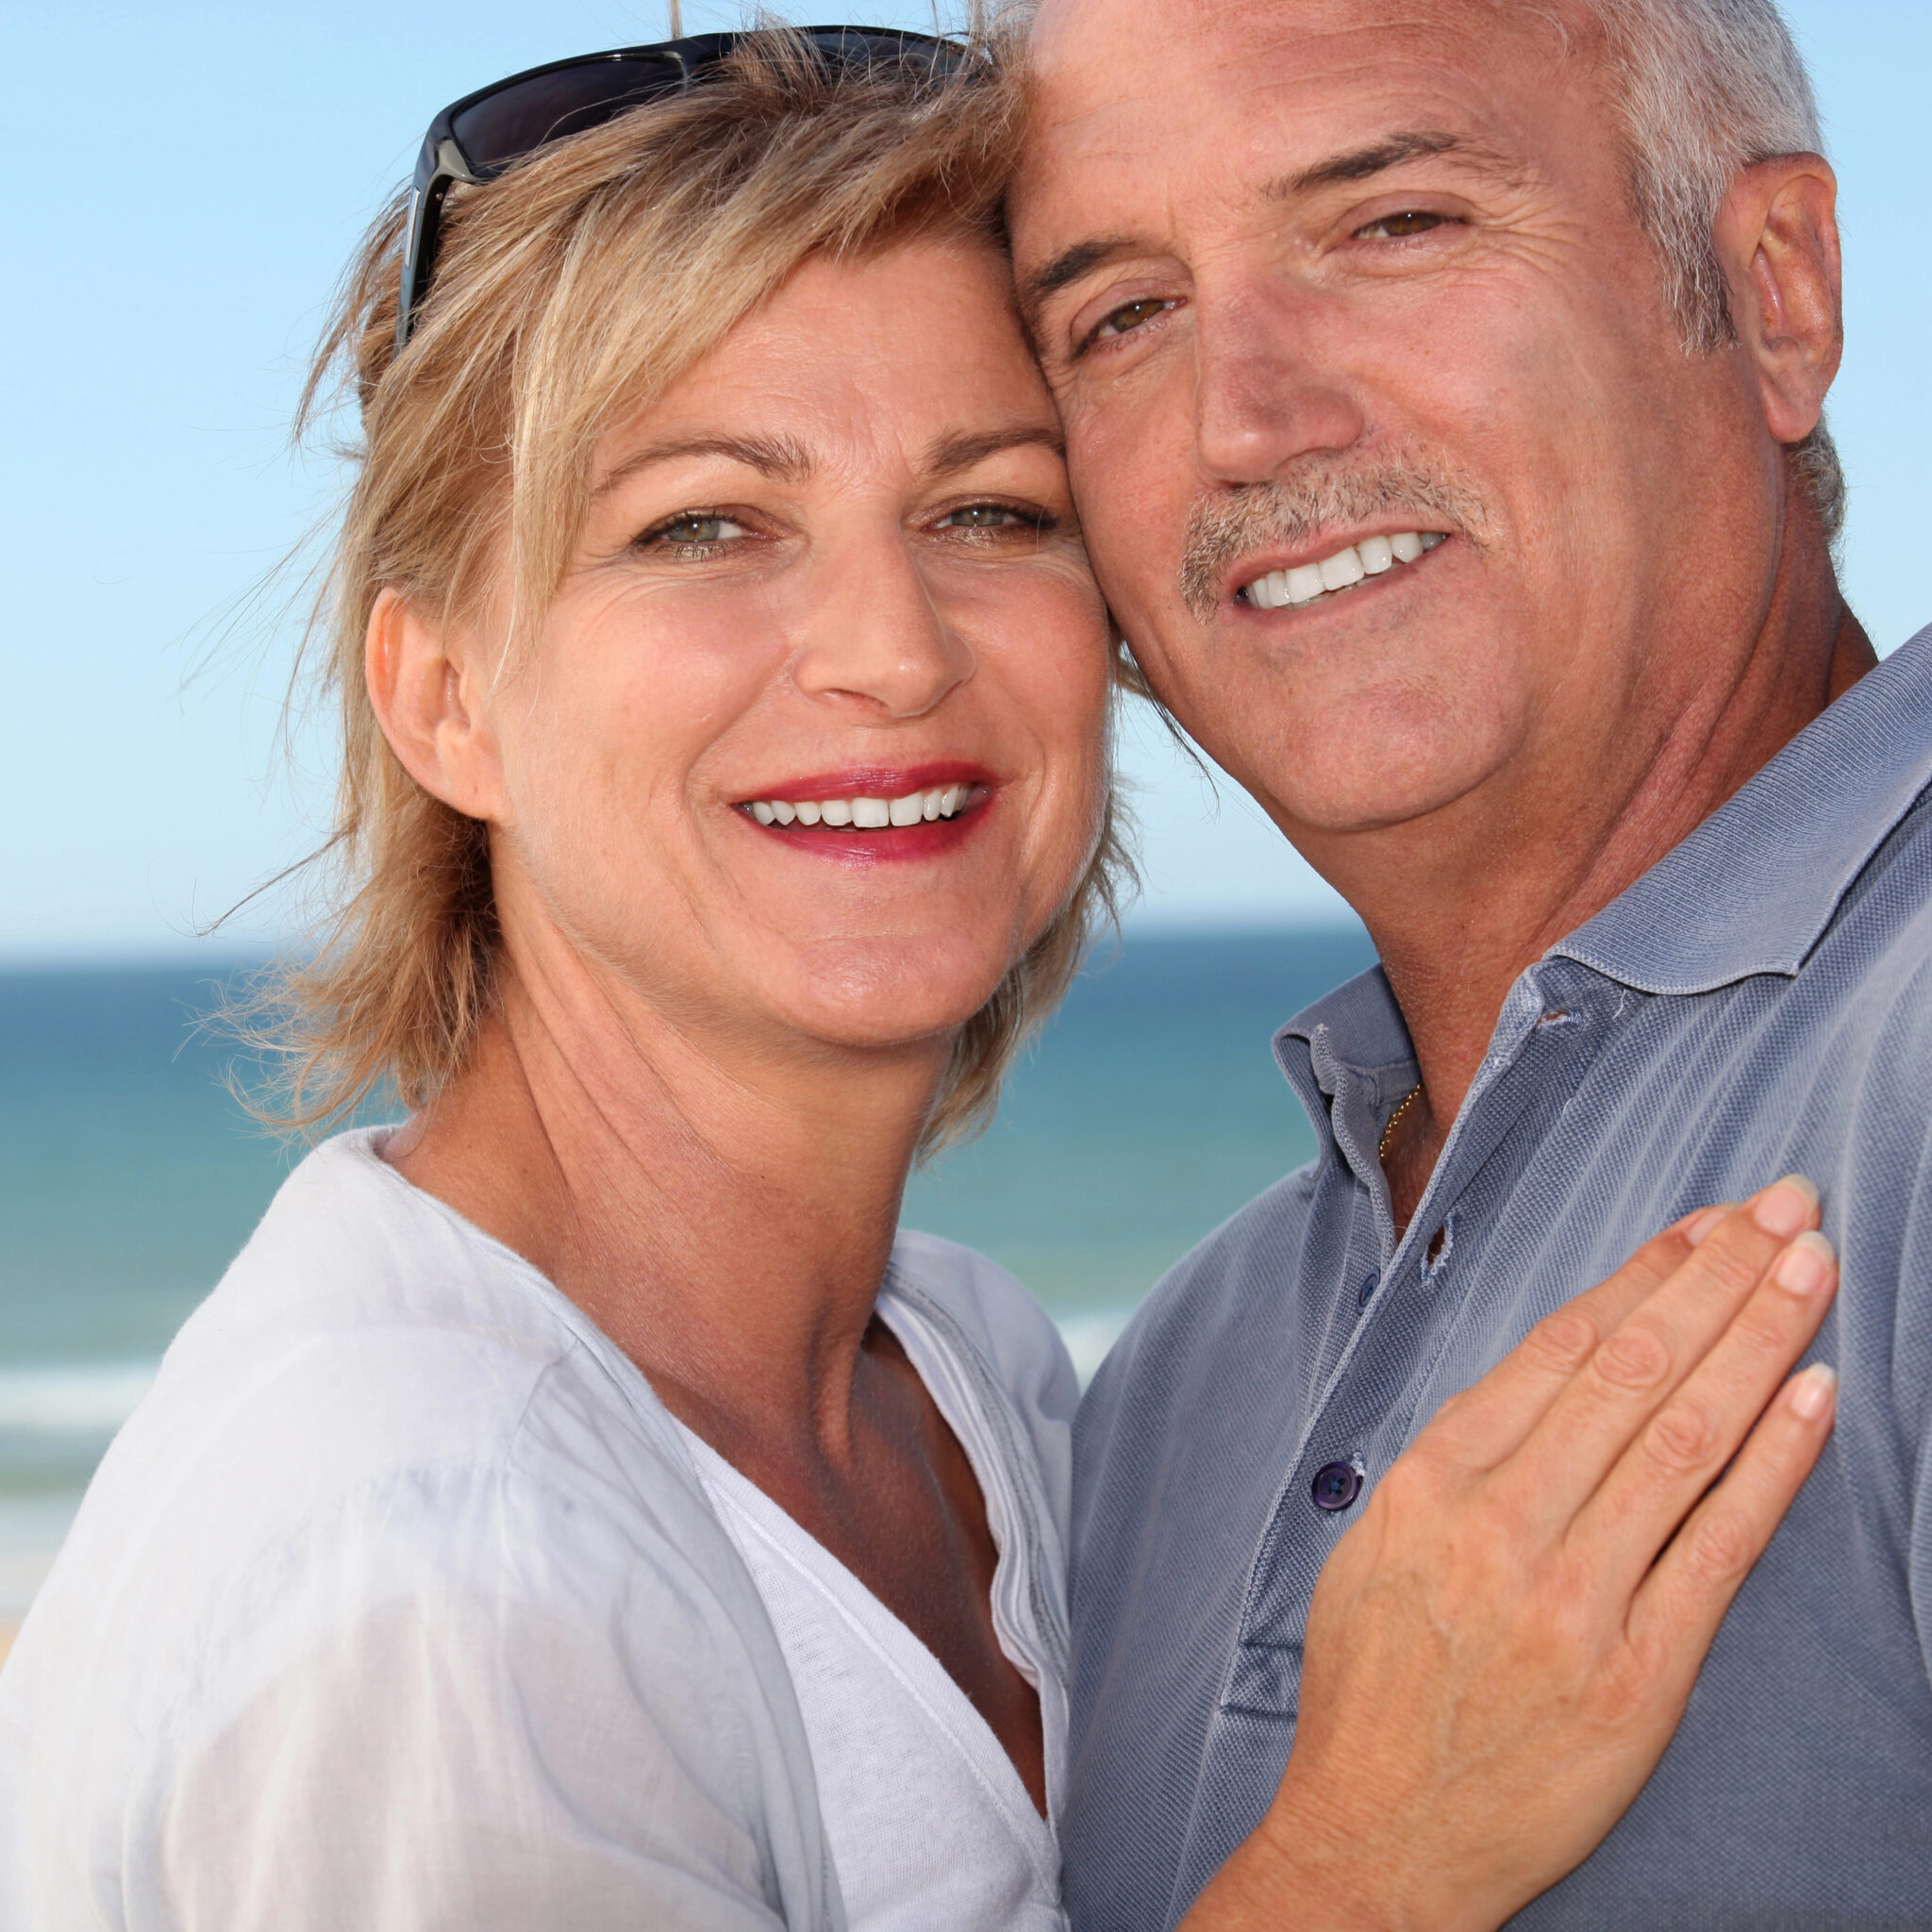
[385,935,950,1462]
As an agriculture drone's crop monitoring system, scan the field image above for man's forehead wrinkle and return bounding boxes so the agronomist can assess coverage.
[1018,9,1560,193]
[1031,0,1529,69]
[1012,0,1580,328]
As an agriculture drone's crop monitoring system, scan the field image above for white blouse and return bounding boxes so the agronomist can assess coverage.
[0,1128,1079,1931]
[679,1286,1066,1929]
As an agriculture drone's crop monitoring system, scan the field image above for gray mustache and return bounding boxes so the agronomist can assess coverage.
[1178,463,1491,621]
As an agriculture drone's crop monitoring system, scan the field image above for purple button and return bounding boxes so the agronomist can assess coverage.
[1311,1459,1362,1512]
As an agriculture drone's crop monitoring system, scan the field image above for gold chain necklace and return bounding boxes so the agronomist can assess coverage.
[1379,1084,1424,1161]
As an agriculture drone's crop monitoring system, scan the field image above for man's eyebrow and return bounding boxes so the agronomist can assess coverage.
[1018,235,1140,323]
[1016,129,1524,323]
[1273,129,1523,197]
[592,433,815,499]
[924,424,1065,476]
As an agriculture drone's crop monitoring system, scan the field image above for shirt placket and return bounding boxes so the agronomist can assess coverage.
[1220,959,1620,1710]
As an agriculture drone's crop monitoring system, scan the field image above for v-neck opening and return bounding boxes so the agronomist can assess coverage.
[672,1285,1060,1858]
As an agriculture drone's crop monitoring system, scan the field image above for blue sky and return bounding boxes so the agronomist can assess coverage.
[3,0,1925,962]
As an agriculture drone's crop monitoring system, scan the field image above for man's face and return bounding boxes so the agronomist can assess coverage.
[1011,0,1781,847]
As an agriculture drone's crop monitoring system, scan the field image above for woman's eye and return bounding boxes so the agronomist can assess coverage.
[643,512,747,547]
[1092,296,1174,341]
[940,504,1023,531]
[934,503,1054,541]
[1357,209,1452,241]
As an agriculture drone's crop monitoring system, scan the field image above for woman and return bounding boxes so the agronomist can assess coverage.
[0,27,1838,1930]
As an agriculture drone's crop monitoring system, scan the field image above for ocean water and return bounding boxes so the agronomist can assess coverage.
[0,924,1375,1613]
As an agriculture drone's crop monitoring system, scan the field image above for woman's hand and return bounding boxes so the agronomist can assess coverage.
[1181,1176,1839,1932]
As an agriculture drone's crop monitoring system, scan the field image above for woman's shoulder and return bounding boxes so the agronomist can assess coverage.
[13,1129,745,1691]
[0,1132,833,1924]
[127,1126,672,1498]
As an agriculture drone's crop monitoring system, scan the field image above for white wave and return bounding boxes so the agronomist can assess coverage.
[0,1314,1127,1438]
[0,1361,159,1434]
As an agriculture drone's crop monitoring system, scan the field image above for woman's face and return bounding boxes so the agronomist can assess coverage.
[430,236,1111,1059]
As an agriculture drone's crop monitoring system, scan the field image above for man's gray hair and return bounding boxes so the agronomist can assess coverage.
[1572,0,1843,541]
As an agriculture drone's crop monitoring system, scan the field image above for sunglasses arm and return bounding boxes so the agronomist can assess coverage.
[396,135,485,355]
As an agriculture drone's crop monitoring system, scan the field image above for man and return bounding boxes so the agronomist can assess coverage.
[1008,0,1932,1924]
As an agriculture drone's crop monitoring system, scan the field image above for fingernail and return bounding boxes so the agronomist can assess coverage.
[1684,1206,1735,1247]
[1752,1174,1820,1240]
[1790,1362,1838,1421]
[1773,1229,1837,1296]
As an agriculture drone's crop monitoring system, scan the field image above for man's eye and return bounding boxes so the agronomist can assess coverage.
[643,512,746,547]
[1357,209,1451,241]
[1092,297,1174,341]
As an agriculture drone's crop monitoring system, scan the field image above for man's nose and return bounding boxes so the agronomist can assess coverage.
[791,537,974,720]
[1191,280,1366,485]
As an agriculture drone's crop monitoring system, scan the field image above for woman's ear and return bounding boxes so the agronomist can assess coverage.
[1714,153,1843,448]
[364,588,508,822]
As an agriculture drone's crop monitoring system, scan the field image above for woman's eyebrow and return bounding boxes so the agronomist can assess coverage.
[924,425,1066,477]
[592,433,816,498]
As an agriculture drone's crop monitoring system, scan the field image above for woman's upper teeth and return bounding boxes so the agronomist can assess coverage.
[1241,530,1447,609]
[747,783,970,828]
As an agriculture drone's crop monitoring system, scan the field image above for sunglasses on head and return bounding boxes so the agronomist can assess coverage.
[396,27,964,353]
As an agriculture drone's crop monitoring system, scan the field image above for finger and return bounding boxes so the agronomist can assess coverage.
[1489,1176,1822,1524]
[1624,1361,1838,1703]
[1571,1229,1837,1591]
[1419,1207,1730,1474]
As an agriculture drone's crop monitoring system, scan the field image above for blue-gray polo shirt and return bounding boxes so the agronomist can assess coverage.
[1064,630,1932,1930]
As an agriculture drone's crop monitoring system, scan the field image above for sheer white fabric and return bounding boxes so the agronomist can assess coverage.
[0,1129,1078,1930]
[680,1290,1068,1929]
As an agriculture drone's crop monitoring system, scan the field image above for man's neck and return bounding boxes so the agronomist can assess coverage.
[1366,596,1875,1233]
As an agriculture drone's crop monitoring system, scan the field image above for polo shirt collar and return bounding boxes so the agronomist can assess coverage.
[1277,623,1932,1110]
[1555,624,1932,994]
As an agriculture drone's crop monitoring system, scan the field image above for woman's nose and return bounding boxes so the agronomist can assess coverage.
[791,541,974,719]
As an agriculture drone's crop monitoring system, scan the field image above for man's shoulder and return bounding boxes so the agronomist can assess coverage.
[1815,777,1932,981]
[1779,780,1932,1107]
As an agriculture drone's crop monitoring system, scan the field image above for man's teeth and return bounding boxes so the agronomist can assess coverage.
[1241,530,1448,610]
[746,783,971,829]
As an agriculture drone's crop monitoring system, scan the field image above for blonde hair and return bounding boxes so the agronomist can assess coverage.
[262,27,1128,1149]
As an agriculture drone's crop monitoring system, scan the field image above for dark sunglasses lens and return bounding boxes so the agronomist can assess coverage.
[449,53,688,172]
[800,27,963,74]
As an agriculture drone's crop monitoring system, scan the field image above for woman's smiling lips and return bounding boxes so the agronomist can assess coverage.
[731,761,997,864]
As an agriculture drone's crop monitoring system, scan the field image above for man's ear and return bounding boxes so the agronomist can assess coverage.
[1714,153,1843,446]
[364,588,508,823]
